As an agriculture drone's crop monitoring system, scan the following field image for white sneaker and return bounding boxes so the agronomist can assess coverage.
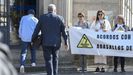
[20,65,25,73]
[31,63,36,67]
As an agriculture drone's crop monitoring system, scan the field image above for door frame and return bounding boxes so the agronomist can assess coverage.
[9,0,38,49]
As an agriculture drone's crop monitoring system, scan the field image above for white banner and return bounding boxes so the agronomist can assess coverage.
[69,27,133,57]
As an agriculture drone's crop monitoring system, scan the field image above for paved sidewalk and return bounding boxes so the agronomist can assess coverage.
[19,72,133,75]
[87,65,133,72]
[19,65,133,75]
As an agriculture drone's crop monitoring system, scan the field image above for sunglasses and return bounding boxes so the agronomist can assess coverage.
[98,14,103,16]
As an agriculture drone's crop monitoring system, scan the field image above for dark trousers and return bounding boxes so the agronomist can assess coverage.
[20,41,36,66]
[43,46,59,75]
[114,56,125,70]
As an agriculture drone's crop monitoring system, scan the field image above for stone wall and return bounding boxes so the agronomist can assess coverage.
[73,0,122,25]
[37,0,125,66]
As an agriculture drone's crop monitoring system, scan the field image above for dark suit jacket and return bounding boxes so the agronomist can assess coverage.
[32,12,67,47]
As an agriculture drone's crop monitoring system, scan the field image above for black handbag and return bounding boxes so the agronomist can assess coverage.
[32,35,42,48]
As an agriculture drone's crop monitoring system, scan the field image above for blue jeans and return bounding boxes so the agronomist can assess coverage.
[20,41,36,66]
[43,46,59,75]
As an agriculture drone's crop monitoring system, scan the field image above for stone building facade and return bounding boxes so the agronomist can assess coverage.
[38,0,122,27]
[2,0,133,67]
[36,0,125,66]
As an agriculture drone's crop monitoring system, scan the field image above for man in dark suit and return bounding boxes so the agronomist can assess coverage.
[32,4,67,75]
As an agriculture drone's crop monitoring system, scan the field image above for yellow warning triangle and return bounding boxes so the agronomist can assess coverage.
[118,27,124,31]
[77,34,93,48]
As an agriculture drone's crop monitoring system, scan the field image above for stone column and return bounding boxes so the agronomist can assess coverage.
[37,0,44,16]
[66,0,73,27]
[39,0,73,26]
[53,0,73,27]
[38,0,53,16]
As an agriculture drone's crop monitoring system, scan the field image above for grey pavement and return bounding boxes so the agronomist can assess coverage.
[19,65,133,75]
[13,48,133,75]
[19,72,133,75]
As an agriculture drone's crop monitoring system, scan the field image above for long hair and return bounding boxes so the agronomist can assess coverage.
[95,10,105,22]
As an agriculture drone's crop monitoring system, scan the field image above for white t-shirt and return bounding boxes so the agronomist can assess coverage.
[91,19,111,31]
[91,19,111,64]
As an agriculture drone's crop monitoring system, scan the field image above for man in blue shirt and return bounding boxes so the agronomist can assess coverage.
[32,4,67,75]
[19,9,38,73]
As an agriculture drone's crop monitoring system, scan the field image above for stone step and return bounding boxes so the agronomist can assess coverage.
[15,64,77,73]
[16,64,133,73]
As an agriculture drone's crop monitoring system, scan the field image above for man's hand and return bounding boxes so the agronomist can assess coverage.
[95,29,98,32]
[103,30,107,32]
[64,44,68,51]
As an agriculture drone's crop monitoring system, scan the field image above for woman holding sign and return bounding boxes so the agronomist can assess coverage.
[73,12,90,72]
[91,10,111,72]
[112,15,129,72]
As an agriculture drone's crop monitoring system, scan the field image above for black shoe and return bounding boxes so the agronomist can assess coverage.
[114,69,117,72]
[121,69,126,72]
[101,68,105,72]
[77,67,87,72]
[79,69,87,72]
[95,67,100,72]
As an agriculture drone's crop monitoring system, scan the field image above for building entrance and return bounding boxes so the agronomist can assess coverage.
[0,0,10,44]
[10,0,36,47]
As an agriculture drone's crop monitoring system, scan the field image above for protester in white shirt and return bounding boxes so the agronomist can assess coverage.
[90,10,111,72]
